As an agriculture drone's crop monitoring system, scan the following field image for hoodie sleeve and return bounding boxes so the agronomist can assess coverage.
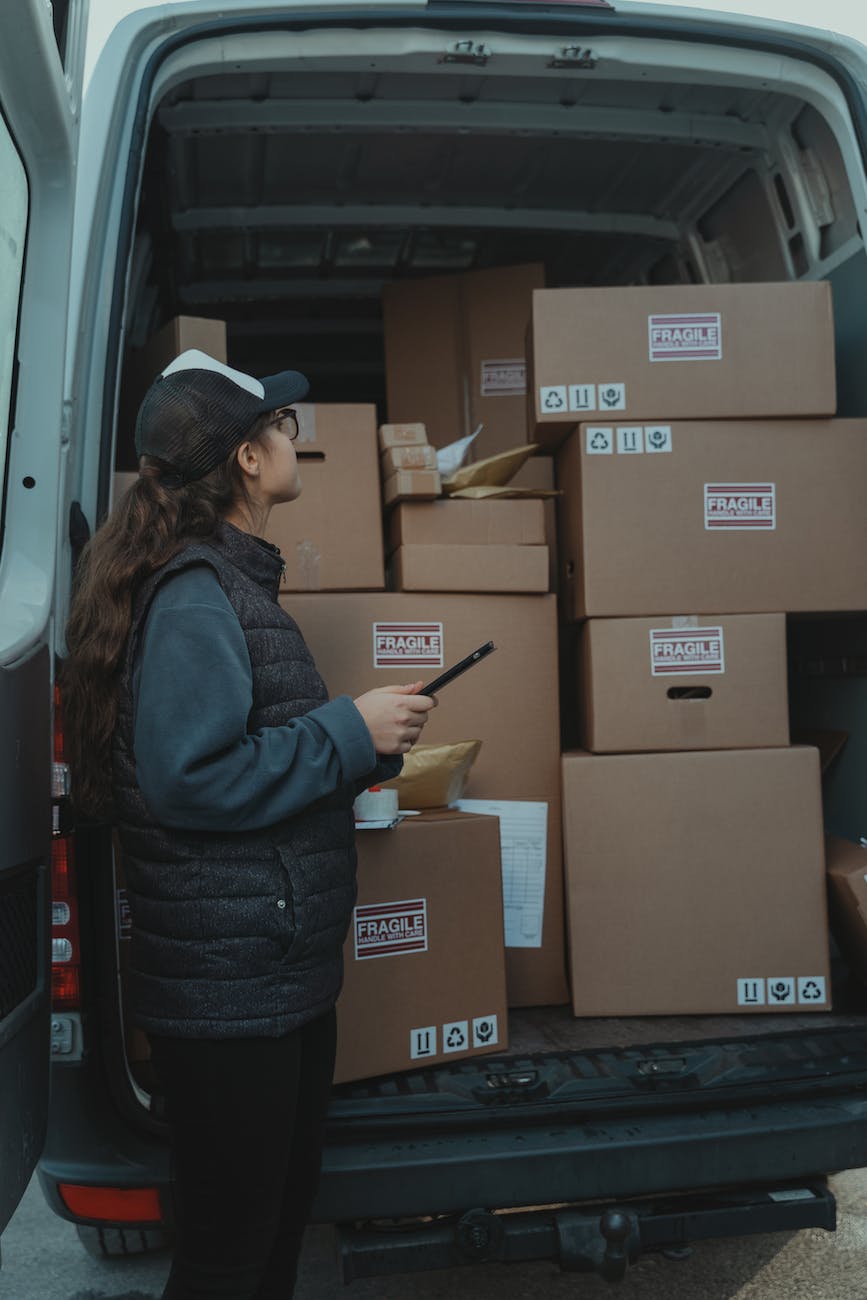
[132,565,379,832]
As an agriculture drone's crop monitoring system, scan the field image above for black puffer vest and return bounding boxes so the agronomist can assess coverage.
[112,523,357,1038]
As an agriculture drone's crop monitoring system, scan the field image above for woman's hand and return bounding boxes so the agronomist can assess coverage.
[353,681,436,755]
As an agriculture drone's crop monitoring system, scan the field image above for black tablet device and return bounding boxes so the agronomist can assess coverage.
[420,641,496,696]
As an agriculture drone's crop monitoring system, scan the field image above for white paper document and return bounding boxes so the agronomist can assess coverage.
[454,799,548,948]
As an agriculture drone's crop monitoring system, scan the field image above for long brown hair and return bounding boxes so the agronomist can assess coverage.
[63,416,272,818]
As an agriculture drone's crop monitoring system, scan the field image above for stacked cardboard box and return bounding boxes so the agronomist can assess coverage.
[383,263,545,461]
[378,423,442,507]
[388,498,549,594]
[543,281,846,1017]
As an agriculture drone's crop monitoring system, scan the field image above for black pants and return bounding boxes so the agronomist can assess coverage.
[148,1008,337,1300]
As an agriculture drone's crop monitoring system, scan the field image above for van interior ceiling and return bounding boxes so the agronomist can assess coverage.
[120,34,866,447]
[113,31,867,1083]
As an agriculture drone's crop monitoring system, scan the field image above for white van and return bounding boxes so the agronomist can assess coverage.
[2,0,867,1281]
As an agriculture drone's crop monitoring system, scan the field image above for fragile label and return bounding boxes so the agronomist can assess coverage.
[649,626,725,675]
[649,313,722,362]
[373,622,443,668]
[354,898,428,960]
[481,358,526,397]
[705,483,776,530]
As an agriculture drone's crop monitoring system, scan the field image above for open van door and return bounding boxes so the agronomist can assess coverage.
[0,0,84,1238]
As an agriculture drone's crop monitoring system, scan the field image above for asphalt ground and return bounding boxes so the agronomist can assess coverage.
[2,1169,867,1299]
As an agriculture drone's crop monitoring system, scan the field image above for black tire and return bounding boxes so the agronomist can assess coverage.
[75,1223,173,1258]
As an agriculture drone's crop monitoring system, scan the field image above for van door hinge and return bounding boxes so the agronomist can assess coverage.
[549,46,598,70]
[442,39,492,67]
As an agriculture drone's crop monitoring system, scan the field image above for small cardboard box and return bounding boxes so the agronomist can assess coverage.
[557,418,867,618]
[578,614,790,752]
[382,469,442,507]
[264,404,384,592]
[529,282,836,447]
[389,499,546,550]
[392,544,549,594]
[378,423,429,452]
[117,315,228,469]
[334,811,508,1083]
[510,455,557,591]
[383,263,545,461]
[561,747,831,1017]
[381,445,439,475]
[826,835,867,988]
[288,591,568,1006]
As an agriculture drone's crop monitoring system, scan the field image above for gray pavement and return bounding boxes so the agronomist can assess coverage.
[2,1169,867,1299]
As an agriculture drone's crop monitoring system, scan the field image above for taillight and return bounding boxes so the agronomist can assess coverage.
[52,683,81,1011]
[57,1183,162,1224]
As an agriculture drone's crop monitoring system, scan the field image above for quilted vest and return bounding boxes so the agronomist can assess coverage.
[112,522,357,1038]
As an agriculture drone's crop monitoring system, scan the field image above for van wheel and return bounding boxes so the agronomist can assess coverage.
[75,1224,173,1258]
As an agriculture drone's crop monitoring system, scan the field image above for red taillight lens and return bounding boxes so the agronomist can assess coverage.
[57,1183,163,1224]
[52,681,81,1010]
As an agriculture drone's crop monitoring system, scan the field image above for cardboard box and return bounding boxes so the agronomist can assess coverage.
[506,456,557,591]
[389,499,546,550]
[382,469,442,507]
[378,423,429,452]
[392,544,549,594]
[561,747,831,1016]
[529,282,836,447]
[117,316,228,469]
[826,835,867,988]
[557,419,867,619]
[578,614,790,752]
[334,811,508,1083]
[288,591,568,1006]
[381,444,439,475]
[383,263,545,461]
[264,404,384,592]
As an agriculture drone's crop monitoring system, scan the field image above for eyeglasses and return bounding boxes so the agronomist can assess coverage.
[272,407,300,440]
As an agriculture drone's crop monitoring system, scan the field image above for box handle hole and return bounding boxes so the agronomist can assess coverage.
[667,686,712,700]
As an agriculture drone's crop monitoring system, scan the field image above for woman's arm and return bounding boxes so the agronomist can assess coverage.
[132,565,378,831]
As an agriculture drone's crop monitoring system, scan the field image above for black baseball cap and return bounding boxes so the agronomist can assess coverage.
[134,349,310,485]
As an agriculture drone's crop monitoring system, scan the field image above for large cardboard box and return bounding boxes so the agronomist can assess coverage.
[557,419,867,619]
[288,592,568,1006]
[529,282,836,447]
[334,811,508,1083]
[117,316,228,469]
[826,835,867,988]
[389,499,546,550]
[562,747,831,1017]
[264,404,385,592]
[383,263,545,461]
[391,544,549,594]
[578,614,790,752]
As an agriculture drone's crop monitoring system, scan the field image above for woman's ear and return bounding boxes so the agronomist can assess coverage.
[234,440,260,480]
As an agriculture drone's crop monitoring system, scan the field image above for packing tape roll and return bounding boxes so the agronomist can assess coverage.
[353,786,399,821]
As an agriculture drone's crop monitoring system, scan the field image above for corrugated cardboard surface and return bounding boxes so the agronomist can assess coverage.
[334,811,508,1083]
[378,423,429,451]
[509,456,557,591]
[383,263,544,460]
[826,835,867,988]
[390,500,546,549]
[562,747,830,1017]
[382,469,442,506]
[557,418,867,618]
[529,282,836,446]
[578,614,790,752]
[264,404,385,592]
[381,445,439,474]
[287,591,568,1006]
[392,544,549,594]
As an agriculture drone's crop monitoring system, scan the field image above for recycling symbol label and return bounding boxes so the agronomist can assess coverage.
[472,1014,499,1048]
[768,977,795,1005]
[585,426,613,455]
[539,385,567,413]
[442,1020,469,1053]
[798,976,827,1005]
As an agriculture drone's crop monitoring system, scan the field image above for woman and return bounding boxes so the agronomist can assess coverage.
[63,349,435,1299]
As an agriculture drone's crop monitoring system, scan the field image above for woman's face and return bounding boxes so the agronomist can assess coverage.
[259,409,302,504]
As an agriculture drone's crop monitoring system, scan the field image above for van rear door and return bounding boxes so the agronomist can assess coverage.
[0,0,83,1236]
